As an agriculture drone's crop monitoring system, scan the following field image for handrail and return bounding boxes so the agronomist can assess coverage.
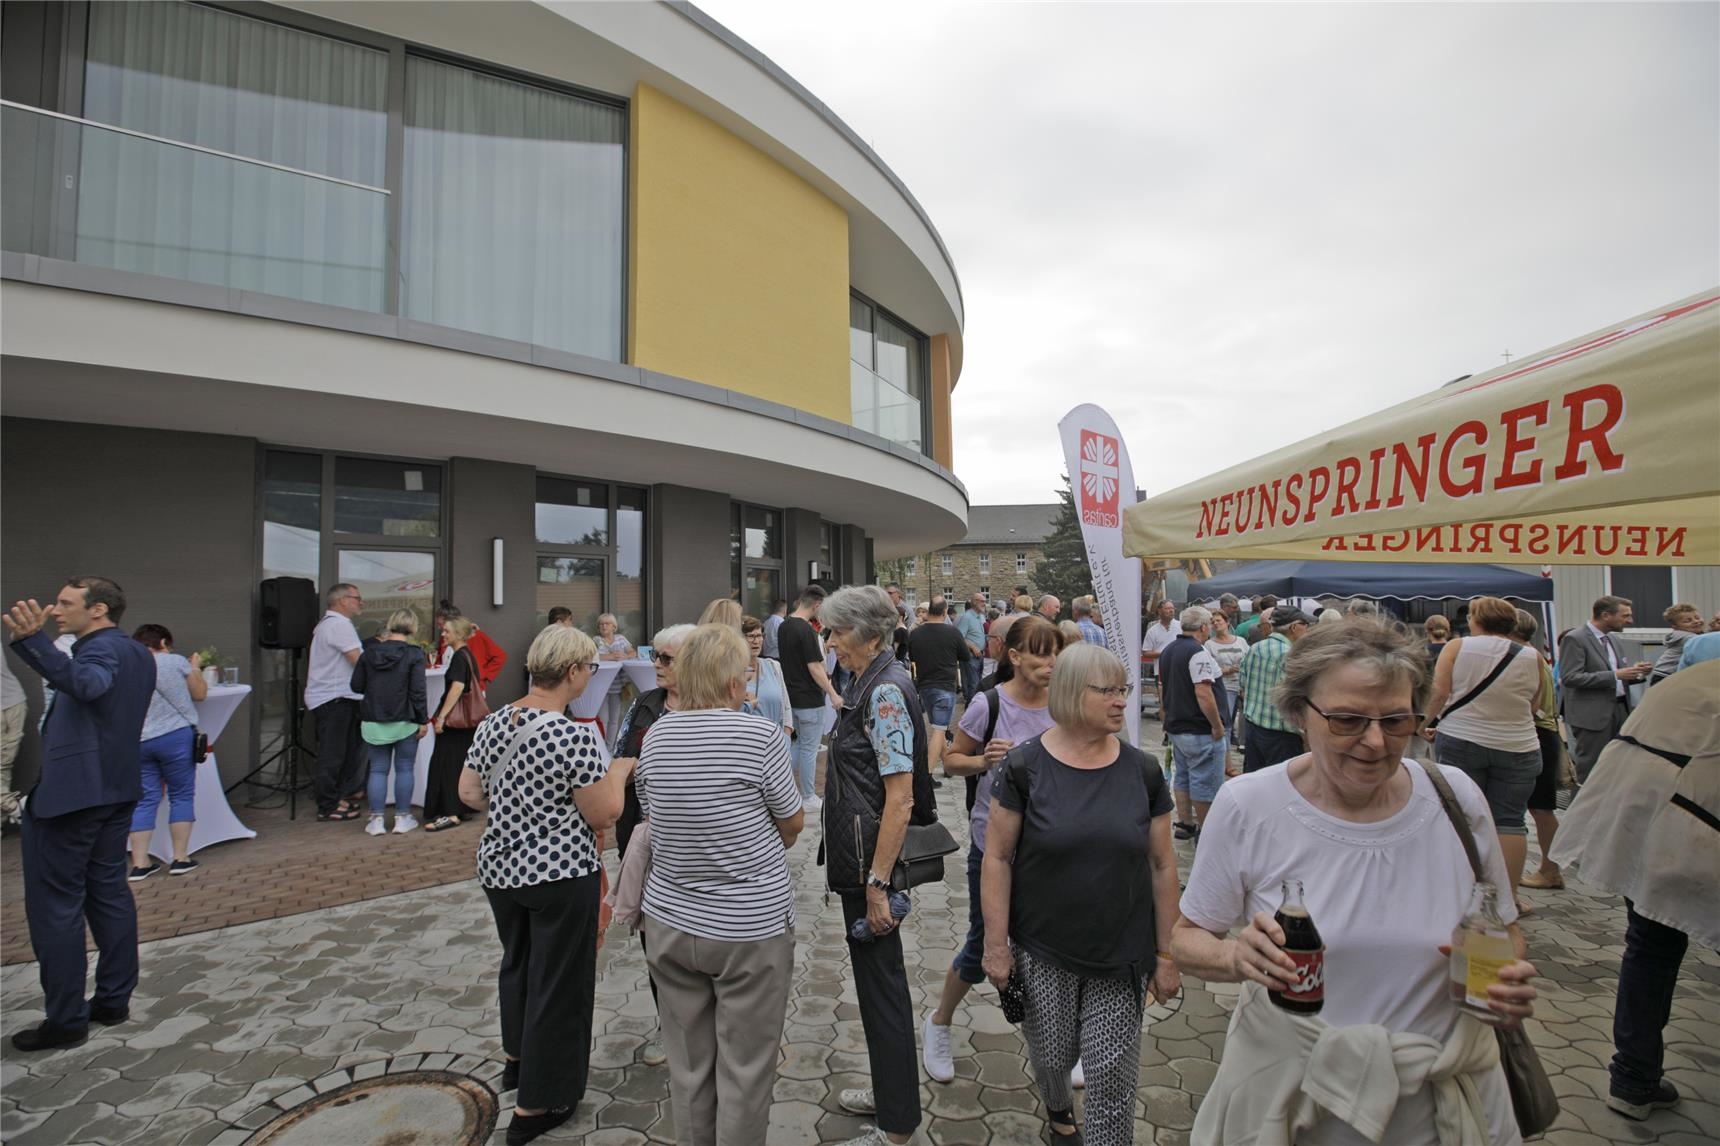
[1,99,390,195]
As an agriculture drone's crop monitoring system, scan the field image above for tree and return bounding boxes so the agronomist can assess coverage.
[1032,473,1093,608]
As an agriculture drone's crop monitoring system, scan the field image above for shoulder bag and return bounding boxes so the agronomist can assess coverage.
[1415,758,1561,1138]
[1427,641,1530,731]
[850,653,959,890]
[155,670,208,764]
[443,648,492,731]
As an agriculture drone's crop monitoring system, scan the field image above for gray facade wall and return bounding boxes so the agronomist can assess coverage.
[841,525,869,586]
[650,484,732,630]
[448,457,537,703]
[783,507,822,599]
[1,416,257,788]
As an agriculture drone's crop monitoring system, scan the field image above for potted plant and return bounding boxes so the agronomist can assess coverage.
[195,647,226,688]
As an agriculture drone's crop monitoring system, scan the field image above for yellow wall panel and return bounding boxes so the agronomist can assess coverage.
[629,84,851,423]
[929,333,954,470]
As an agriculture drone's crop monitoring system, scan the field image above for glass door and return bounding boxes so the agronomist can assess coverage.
[336,549,439,644]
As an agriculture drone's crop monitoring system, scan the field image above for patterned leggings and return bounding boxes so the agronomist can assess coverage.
[1016,945,1148,1146]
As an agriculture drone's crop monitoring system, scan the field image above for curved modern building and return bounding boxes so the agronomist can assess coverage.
[1,0,967,774]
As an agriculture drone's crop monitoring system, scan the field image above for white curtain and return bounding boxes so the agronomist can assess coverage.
[401,55,625,360]
[77,1,388,309]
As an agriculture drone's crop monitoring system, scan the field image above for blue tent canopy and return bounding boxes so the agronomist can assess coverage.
[1188,560,1554,602]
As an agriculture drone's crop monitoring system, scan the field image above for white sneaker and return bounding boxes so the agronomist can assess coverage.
[393,815,419,834]
[921,1013,954,1083]
[837,1086,877,1114]
[836,1128,905,1146]
[365,815,386,836]
[803,794,823,812]
[1071,1057,1085,1088]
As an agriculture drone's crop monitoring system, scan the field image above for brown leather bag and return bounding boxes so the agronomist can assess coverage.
[442,648,492,731]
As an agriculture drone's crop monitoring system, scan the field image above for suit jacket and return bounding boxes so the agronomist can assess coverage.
[9,627,155,817]
[1557,625,1639,731]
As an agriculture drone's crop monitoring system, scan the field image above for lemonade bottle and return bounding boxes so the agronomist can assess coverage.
[1449,881,1513,1025]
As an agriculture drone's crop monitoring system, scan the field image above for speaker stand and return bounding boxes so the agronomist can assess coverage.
[228,646,314,819]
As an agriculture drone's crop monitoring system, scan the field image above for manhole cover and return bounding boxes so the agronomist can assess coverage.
[246,1070,498,1146]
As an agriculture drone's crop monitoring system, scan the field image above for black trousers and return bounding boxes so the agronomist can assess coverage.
[840,893,922,1136]
[1243,723,1305,774]
[312,698,364,814]
[21,799,139,1031]
[485,872,600,1110]
[1612,900,1689,1101]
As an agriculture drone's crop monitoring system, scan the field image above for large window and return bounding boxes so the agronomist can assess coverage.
[850,293,928,453]
[978,552,991,575]
[402,56,625,360]
[1609,567,1674,624]
[731,503,783,621]
[536,476,648,644]
[77,2,388,308]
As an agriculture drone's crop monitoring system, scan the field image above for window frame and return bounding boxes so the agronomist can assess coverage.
[977,552,991,575]
[848,288,932,456]
[536,472,651,639]
[1015,551,1028,574]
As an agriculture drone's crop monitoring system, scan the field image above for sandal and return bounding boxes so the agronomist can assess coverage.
[317,808,361,822]
[424,816,462,832]
[1519,870,1564,890]
[1044,1107,1083,1144]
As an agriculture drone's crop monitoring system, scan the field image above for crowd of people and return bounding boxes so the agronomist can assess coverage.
[2,572,1715,1146]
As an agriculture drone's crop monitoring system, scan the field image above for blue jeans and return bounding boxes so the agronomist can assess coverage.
[131,726,197,832]
[1169,731,1226,802]
[1434,732,1540,835]
[790,707,825,799]
[919,687,956,732]
[1612,901,1689,1102]
[368,737,417,813]
[951,845,986,984]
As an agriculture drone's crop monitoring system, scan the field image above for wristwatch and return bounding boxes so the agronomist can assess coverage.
[866,872,892,894]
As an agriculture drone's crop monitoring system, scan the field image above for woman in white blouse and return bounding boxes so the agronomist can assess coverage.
[636,623,803,1145]
[458,625,635,1146]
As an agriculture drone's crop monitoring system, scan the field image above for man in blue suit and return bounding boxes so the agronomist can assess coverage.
[4,576,155,1051]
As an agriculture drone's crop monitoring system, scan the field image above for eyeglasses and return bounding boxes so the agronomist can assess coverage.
[1086,685,1131,699]
[1306,701,1423,738]
[744,631,764,640]
[653,652,675,666]
[577,661,600,673]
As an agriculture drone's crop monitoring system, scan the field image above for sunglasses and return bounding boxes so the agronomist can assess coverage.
[654,652,675,666]
[1306,701,1423,738]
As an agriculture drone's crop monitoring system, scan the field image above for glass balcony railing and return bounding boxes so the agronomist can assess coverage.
[1,100,387,312]
[851,360,924,453]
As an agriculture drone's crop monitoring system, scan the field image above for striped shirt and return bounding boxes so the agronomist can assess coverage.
[1237,632,1295,731]
[636,709,802,942]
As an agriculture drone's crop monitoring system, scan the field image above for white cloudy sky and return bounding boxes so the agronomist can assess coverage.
[698,0,1719,506]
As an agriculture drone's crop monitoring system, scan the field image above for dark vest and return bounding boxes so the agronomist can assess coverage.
[1158,634,1212,735]
[823,648,936,893]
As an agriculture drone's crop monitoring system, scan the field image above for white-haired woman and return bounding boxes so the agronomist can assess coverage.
[1173,620,1538,1145]
[820,585,929,1146]
[610,621,696,1066]
[983,644,1180,1145]
[457,625,633,1145]
[637,624,804,1145]
[594,612,634,739]
[351,609,430,835]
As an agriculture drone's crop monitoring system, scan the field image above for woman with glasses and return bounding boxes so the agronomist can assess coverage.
[456,625,634,1145]
[1173,619,1540,1146]
[609,622,696,1068]
[593,613,634,740]
[740,615,793,743]
[982,643,1180,1145]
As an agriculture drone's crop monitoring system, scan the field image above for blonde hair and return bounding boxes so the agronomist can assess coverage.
[386,609,419,637]
[1058,620,1084,644]
[1047,643,1127,727]
[675,624,749,710]
[1423,615,1451,640]
[443,616,477,645]
[526,624,597,689]
[697,598,743,630]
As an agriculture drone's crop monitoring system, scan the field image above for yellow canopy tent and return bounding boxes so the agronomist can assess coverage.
[1124,291,1720,566]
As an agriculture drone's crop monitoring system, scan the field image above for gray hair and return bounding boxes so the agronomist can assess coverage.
[1512,608,1539,643]
[1274,618,1429,726]
[326,582,358,607]
[1048,642,1127,726]
[1318,608,1345,625]
[1345,599,1379,617]
[526,624,597,689]
[1219,593,1238,607]
[1180,605,1212,631]
[597,612,619,629]
[652,623,697,651]
[819,585,900,648]
[1071,596,1093,618]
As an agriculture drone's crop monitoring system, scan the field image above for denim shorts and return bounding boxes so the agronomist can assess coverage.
[919,687,956,731]
[1434,732,1541,835]
[1170,731,1226,802]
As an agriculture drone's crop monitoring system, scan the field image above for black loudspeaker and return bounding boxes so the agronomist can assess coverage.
[259,577,318,649]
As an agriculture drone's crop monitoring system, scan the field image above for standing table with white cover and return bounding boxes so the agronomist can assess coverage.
[149,684,255,859]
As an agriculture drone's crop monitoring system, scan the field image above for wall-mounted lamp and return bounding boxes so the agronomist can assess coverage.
[492,538,505,607]
[808,560,822,583]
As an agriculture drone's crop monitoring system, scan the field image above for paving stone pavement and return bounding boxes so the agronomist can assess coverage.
[3,743,1717,1145]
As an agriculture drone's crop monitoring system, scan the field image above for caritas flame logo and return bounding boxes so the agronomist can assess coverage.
[1079,430,1121,528]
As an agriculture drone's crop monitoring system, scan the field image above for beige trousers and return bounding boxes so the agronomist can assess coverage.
[644,914,795,1146]
[1,702,25,815]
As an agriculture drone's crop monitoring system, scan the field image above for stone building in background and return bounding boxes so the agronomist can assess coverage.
[889,504,1060,606]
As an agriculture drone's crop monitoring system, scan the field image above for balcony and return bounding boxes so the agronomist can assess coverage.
[1,101,387,312]
[851,360,924,453]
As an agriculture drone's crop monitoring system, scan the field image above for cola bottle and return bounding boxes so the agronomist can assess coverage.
[1270,879,1325,1014]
